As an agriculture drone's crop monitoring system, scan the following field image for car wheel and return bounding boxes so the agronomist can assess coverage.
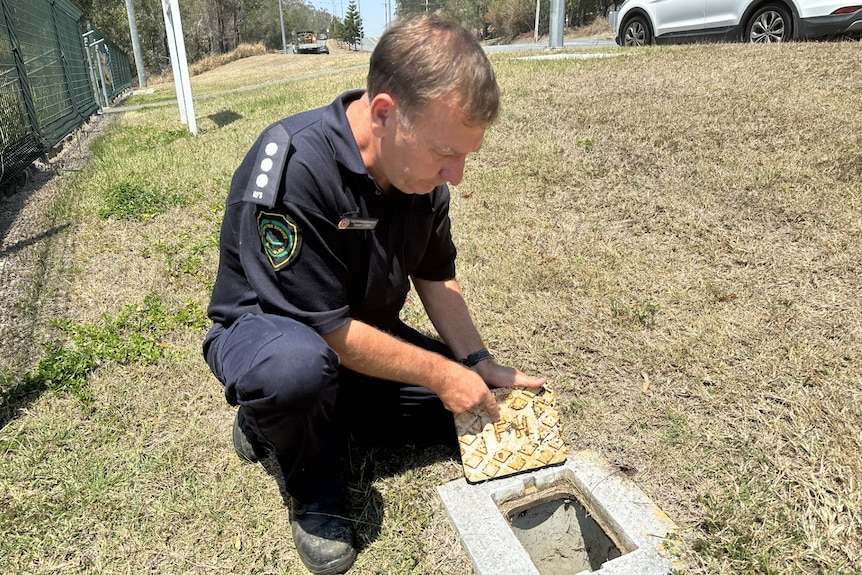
[621,15,652,46]
[746,4,791,43]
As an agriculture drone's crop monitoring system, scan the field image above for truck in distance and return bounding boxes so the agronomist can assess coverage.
[295,31,329,54]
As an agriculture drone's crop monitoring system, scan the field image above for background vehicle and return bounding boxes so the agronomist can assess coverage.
[296,31,329,54]
[615,1,862,46]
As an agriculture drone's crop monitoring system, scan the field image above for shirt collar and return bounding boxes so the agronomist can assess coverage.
[323,90,370,177]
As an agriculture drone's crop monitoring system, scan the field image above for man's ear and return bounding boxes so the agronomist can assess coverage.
[369,93,396,135]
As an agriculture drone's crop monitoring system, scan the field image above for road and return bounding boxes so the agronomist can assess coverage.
[483,38,618,52]
[360,36,618,52]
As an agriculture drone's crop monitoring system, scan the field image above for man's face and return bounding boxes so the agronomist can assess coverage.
[380,97,487,195]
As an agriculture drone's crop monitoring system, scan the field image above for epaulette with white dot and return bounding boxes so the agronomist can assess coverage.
[242,122,291,208]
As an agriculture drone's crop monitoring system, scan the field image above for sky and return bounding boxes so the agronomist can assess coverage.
[313,0,391,38]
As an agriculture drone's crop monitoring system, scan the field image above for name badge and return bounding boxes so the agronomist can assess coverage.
[338,217,378,230]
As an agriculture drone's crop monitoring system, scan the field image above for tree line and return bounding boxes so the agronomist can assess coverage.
[78,0,615,75]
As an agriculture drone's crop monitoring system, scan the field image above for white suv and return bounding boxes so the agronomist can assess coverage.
[615,1,862,46]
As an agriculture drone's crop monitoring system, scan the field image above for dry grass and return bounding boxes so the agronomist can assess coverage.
[509,19,615,44]
[566,19,614,39]
[134,48,371,103]
[2,41,862,574]
[456,41,862,573]
[188,43,269,76]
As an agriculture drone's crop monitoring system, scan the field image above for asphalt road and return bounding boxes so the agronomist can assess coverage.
[483,38,618,52]
[360,36,618,52]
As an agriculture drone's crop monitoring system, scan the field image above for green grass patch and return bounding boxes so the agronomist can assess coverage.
[98,180,187,220]
[22,294,206,403]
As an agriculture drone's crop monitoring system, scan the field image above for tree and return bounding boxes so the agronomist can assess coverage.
[78,0,169,74]
[441,0,488,38]
[79,0,337,71]
[566,0,615,28]
[342,0,363,48]
[329,14,344,44]
[484,0,535,40]
[395,0,487,38]
[396,0,444,18]
[240,0,284,51]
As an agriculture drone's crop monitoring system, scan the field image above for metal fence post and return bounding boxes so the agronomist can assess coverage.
[92,39,110,108]
[82,30,102,114]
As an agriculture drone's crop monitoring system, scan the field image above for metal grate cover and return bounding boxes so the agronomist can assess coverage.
[455,387,567,483]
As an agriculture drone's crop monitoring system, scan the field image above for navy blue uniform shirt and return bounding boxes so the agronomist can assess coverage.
[207,90,458,335]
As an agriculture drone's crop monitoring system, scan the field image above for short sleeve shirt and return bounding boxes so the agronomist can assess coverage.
[206,90,458,335]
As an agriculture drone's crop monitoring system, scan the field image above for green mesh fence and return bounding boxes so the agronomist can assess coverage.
[0,0,40,189]
[0,0,130,190]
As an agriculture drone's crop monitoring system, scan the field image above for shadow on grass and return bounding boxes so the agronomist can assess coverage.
[257,450,387,549]
[0,380,47,431]
[251,440,458,552]
[0,223,70,258]
[343,441,460,551]
[0,160,63,246]
[0,187,37,247]
[207,110,243,128]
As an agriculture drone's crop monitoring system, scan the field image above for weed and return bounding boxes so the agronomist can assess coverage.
[24,342,97,402]
[610,299,660,329]
[661,410,692,446]
[143,233,219,278]
[575,136,596,152]
[98,181,186,220]
[22,294,206,403]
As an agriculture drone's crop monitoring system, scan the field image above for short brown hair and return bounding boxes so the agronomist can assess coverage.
[367,14,500,127]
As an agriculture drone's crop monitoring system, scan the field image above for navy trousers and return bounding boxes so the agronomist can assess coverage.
[203,313,458,502]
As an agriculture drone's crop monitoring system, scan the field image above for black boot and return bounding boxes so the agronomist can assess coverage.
[290,497,356,575]
[232,409,270,463]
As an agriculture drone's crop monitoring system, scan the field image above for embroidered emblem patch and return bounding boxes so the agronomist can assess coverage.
[257,211,301,270]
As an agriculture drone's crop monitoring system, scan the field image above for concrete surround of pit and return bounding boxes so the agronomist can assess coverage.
[437,450,681,575]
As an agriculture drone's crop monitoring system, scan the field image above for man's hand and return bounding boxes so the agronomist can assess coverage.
[438,360,546,422]
[474,360,545,391]
[433,360,502,420]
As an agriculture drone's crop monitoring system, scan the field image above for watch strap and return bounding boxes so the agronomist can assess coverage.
[460,348,494,368]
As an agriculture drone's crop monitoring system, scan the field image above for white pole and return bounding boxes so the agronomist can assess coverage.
[81,31,102,113]
[163,0,196,134]
[161,0,186,124]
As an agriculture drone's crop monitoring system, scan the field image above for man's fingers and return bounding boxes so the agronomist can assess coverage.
[477,362,545,390]
[485,391,500,422]
[520,375,546,388]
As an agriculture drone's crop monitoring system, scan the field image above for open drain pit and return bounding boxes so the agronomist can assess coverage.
[502,484,625,574]
[438,450,682,575]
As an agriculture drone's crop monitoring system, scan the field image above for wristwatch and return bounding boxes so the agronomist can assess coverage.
[460,348,495,368]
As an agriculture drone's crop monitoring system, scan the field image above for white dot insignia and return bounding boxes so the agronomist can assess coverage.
[256,174,269,188]
[260,157,273,172]
[265,142,278,156]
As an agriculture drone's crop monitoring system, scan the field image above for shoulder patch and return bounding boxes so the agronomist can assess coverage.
[257,211,301,270]
[244,123,291,208]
